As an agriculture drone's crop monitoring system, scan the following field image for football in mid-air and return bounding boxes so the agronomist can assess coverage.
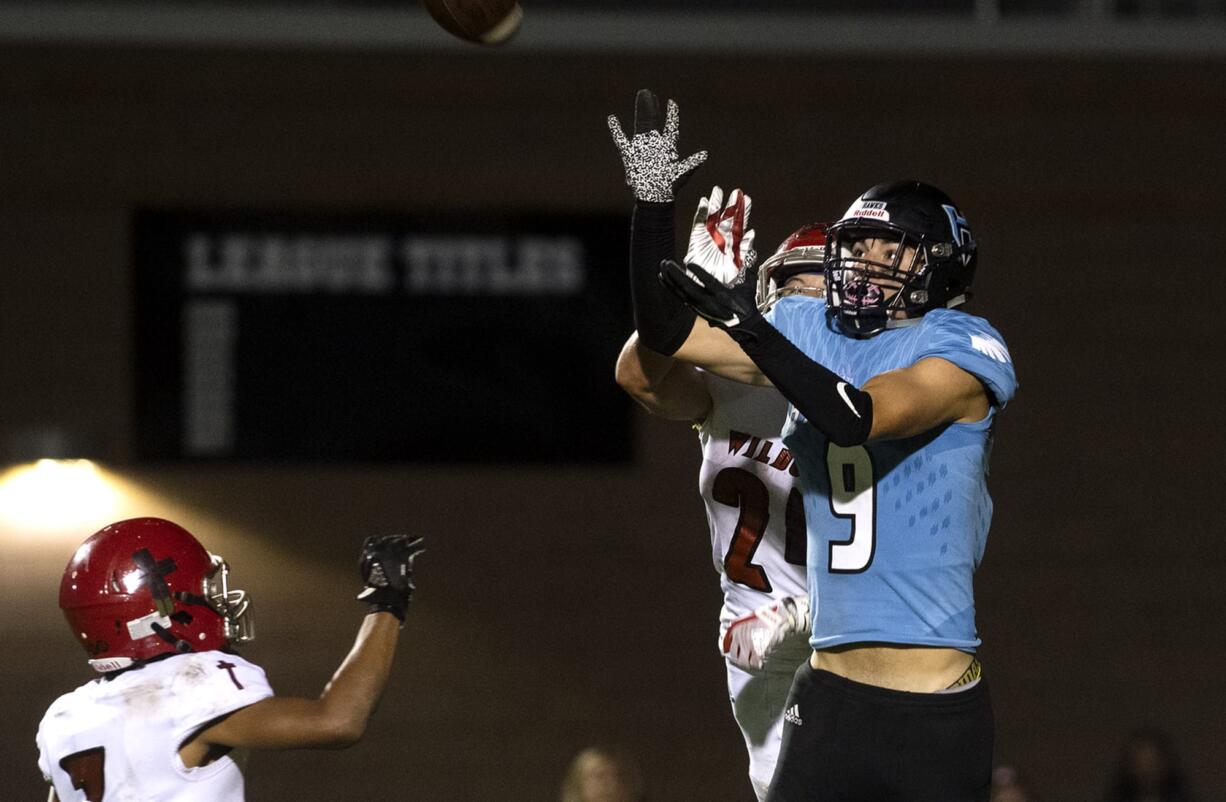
[421,0,523,46]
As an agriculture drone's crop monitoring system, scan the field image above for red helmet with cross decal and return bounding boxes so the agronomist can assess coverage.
[59,517,254,672]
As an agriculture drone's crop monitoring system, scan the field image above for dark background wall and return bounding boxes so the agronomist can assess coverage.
[2,42,1224,800]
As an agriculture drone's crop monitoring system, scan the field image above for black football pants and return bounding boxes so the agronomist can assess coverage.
[765,663,994,802]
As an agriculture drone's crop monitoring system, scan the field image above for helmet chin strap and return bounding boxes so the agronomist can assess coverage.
[86,620,192,674]
[849,285,968,335]
[884,316,923,330]
[874,292,966,331]
[150,621,194,654]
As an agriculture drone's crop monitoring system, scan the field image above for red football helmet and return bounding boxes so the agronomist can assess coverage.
[756,222,829,311]
[59,517,254,672]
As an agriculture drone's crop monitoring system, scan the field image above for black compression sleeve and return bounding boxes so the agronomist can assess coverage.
[729,316,874,446]
[631,201,696,355]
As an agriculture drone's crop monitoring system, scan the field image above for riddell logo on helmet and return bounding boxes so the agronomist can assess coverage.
[844,200,889,221]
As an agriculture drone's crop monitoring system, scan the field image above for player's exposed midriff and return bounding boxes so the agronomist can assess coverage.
[810,644,975,693]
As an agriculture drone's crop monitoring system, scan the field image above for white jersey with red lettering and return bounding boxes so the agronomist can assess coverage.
[700,373,810,635]
[37,651,273,802]
[699,373,811,800]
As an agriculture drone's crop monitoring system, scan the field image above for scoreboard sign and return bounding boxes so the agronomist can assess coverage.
[134,210,632,463]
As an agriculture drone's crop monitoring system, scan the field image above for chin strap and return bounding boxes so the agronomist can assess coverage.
[174,590,211,607]
[150,621,194,653]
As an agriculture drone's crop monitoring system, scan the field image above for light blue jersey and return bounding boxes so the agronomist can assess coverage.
[767,295,1017,651]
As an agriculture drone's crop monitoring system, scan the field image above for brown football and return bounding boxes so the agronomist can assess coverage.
[421,0,524,46]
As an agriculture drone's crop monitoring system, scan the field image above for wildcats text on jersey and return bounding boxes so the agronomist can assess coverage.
[726,430,802,477]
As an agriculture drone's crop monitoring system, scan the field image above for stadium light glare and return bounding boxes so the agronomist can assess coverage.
[0,459,122,534]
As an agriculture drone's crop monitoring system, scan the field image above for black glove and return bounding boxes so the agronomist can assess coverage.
[663,260,875,446]
[356,535,425,623]
[659,259,762,338]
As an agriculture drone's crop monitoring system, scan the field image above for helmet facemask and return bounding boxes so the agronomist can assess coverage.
[825,222,945,338]
[201,554,255,645]
[757,259,826,312]
[756,223,828,312]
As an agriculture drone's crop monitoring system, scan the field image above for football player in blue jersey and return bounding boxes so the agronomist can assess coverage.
[613,107,1017,801]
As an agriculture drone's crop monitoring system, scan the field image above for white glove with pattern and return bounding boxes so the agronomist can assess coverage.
[684,185,756,286]
[720,595,810,670]
[608,89,708,203]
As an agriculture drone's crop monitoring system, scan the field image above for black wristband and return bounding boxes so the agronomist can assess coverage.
[631,201,695,355]
[357,586,408,623]
[367,603,406,623]
[731,316,874,447]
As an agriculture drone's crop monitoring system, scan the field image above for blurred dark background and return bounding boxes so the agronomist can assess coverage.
[1,2,1224,800]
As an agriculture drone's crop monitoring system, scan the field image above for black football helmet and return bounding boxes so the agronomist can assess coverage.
[824,180,977,338]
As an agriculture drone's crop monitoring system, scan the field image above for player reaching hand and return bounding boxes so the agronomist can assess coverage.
[655,177,1016,801]
[36,517,424,802]
[610,90,819,801]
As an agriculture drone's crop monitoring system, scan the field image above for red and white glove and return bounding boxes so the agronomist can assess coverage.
[721,595,810,670]
[684,185,756,287]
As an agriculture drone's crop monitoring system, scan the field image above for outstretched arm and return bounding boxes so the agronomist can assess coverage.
[671,318,765,385]
[608,89,707,356]
[615,182,775,416]
[185,536,424,755]
[193,612,400,751]
[615,333,711,421]
[662,261,989,444]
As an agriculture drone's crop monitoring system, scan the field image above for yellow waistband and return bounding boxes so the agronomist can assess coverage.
[946,657,983,689]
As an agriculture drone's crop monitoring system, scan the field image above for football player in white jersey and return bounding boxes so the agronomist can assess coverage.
[610,92,826,799]
[37,517,423,802]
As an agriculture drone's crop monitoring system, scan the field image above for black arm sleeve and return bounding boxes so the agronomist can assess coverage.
[729,316,874,447]
[630,201,696,355]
